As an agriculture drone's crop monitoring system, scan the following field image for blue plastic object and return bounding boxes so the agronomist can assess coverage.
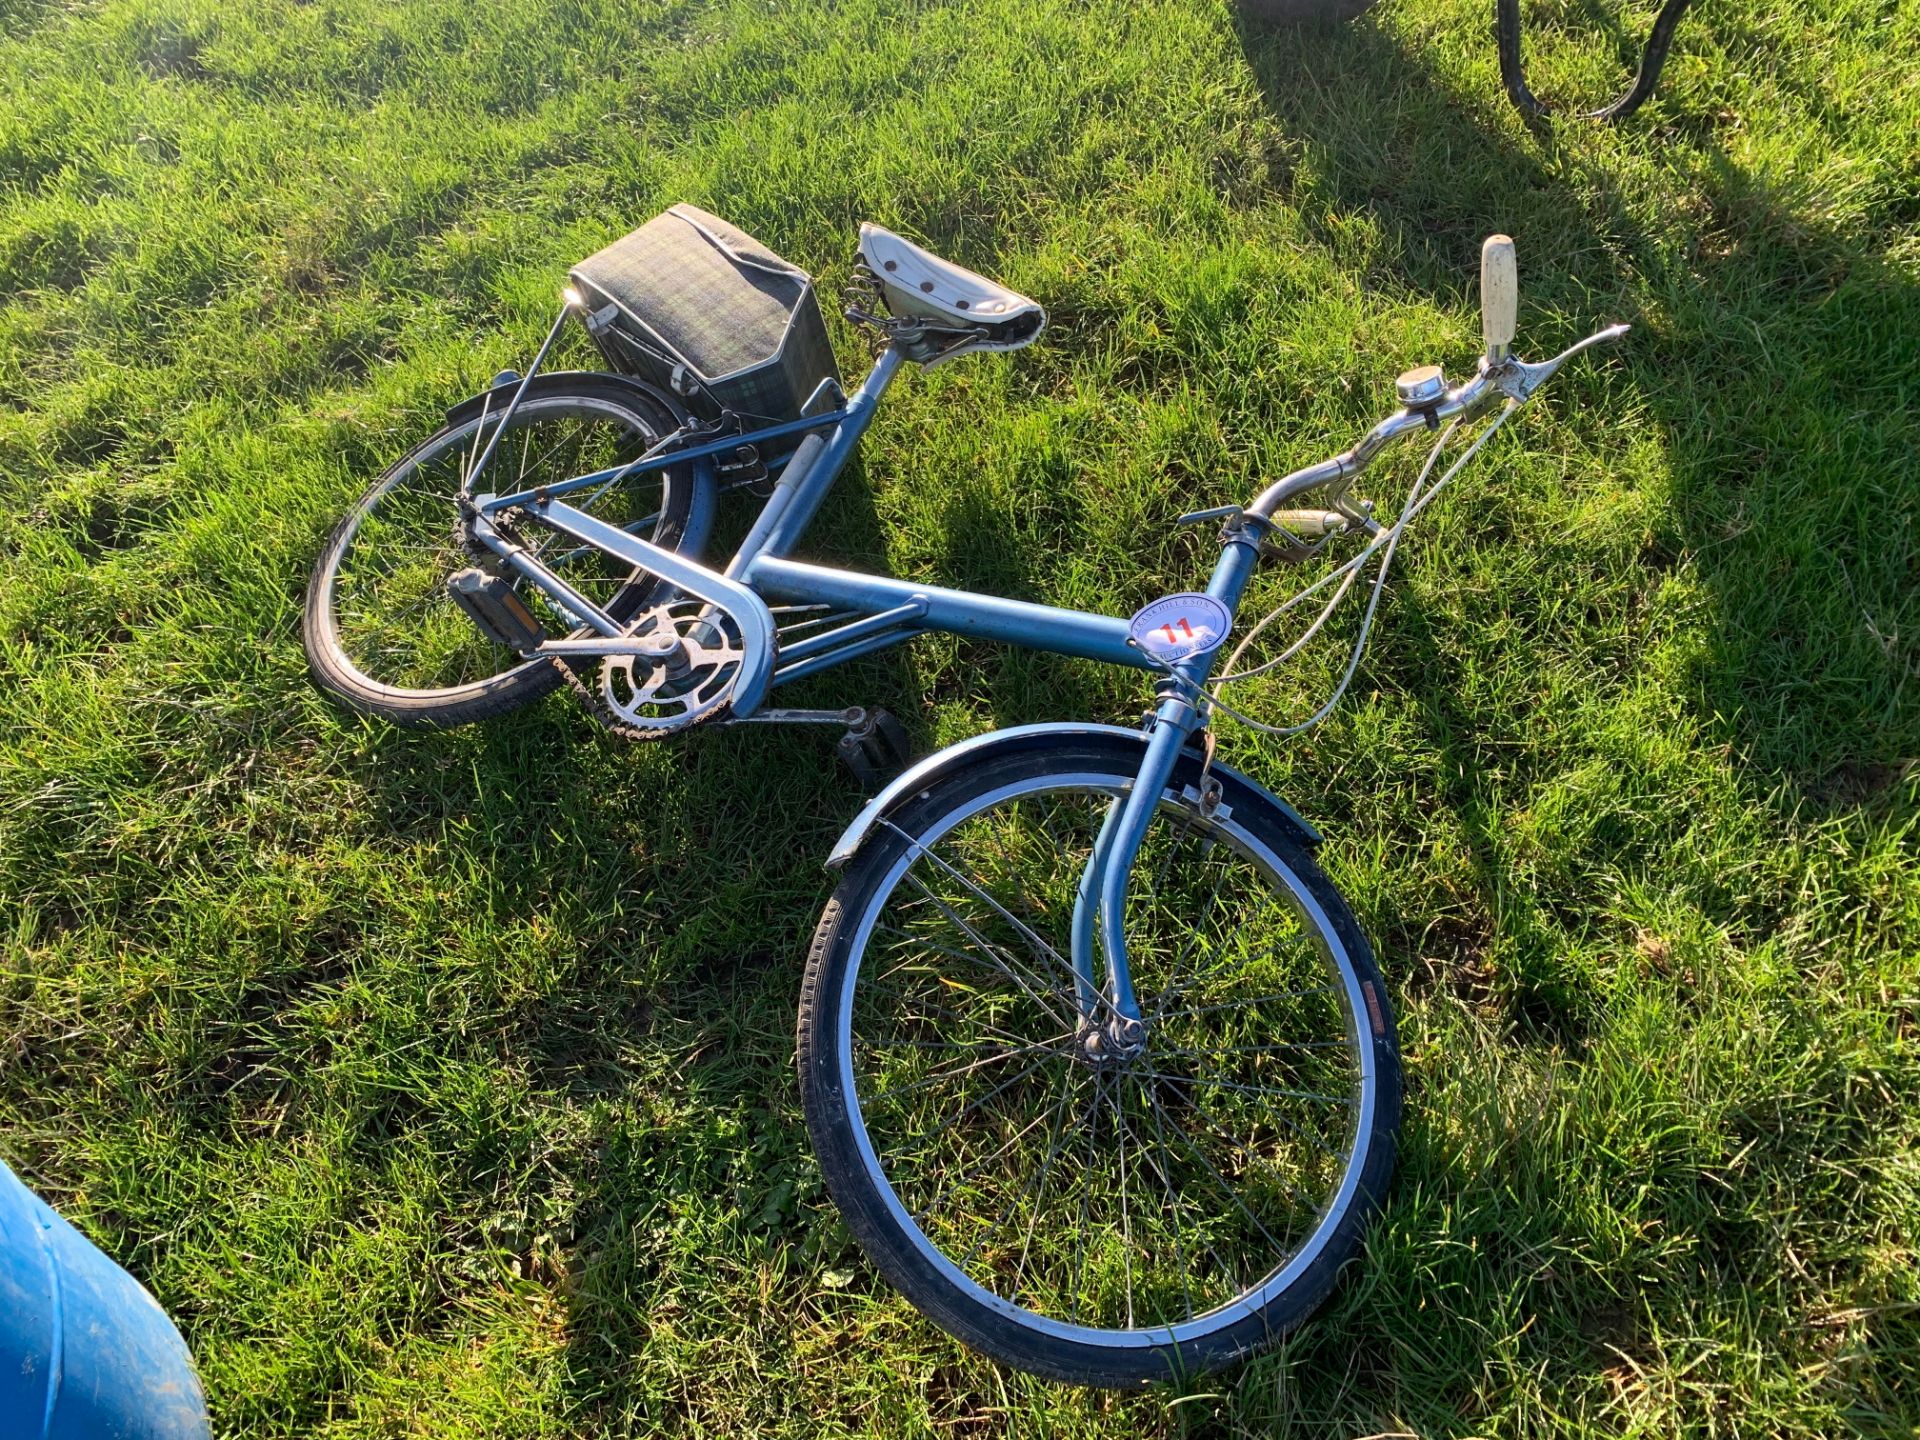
[0,1158,211,1440]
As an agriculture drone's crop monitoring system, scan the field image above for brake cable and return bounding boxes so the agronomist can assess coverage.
[1148,396,1526,738]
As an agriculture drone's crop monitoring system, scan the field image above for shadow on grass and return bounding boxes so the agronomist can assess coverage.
[320,415,1005,1424]
[1235,8,1916,813]
[1222,6,1917,1429]
[493,306,1154,1421]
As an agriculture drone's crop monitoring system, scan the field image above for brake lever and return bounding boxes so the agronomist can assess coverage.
[1175,503,1241,527]
[1488,322,1631,403]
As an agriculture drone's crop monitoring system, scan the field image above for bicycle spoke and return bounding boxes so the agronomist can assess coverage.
[865,1033,1039,1055]
[1141,1069,1353,1108]
[961,1073,1086,1273]
[834,764,1380,1346]
[1145,885,1298,1025]
[1147,1082,1294,1266]
[868,1047,1066,1153]
[1140,1076,1201,1321]
[1153,1039,1348,1059]
[854,969,1043,1052]
[1009,1068,1083,1298]
[1158,1076,1337,1217]
[1149,862,1230,1019]
[1138,1088,1275,1300]
[1148,808,1197,897]
[871,922,1074,1021]
[888,821,1082,989]
[461,406,493,486]
[1032,803,1089,867]
[902,844,1133,1030]
[914,1068,1076,1233]
[1154,986,1340,1023]
[864,1030,1076,1107]
[514,425,537,489]
[1068,1072,1104,1325]
[1115,1079,1136,1327]
[896,871,1070,1030]
[559,455,655,522]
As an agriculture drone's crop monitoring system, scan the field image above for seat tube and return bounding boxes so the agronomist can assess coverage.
[753,347,906,561]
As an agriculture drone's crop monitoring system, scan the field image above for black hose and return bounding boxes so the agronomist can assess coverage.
[1495,0,1697,122]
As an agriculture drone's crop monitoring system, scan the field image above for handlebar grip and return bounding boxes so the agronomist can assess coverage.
[1481,234,1517,361]
[1268,508,1348,537]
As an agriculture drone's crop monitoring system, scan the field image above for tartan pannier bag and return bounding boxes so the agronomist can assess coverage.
[569,205,840,448]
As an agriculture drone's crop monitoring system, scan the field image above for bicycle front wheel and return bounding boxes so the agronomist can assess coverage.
[797,736,1400,1386]
[303,379,709,727]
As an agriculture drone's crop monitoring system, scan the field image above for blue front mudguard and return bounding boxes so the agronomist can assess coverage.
[826,721,1321,870]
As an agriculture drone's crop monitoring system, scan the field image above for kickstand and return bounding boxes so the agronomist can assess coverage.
[1494,0,1696,123]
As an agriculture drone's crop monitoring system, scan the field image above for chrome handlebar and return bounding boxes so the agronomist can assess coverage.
[1175,237,1628,543]
[1240,233,1631,530]
[1245,321,1629,527]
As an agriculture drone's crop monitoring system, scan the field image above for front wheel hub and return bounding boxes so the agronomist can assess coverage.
[1080,1016,1147,1066]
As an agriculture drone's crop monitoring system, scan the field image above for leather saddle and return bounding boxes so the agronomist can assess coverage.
[857,223,1047,363]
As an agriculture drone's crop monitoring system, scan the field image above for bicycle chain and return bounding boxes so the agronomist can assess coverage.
[478,503,741,743]
[471,502,664,741]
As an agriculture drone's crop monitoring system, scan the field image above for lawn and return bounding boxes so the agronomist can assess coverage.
[1,0,1916,1433]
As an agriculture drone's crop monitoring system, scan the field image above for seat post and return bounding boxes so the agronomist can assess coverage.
[746,345,908,562]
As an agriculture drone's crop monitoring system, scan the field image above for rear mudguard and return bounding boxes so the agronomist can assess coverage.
[445,368,697,432]
[827,721,1321,869]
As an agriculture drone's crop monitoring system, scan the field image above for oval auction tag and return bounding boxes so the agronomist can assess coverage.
[1127,592,1232,663]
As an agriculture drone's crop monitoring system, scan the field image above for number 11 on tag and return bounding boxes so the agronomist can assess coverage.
[1126,593,1232,664]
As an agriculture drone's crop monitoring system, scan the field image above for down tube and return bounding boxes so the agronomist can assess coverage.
[1077,531,1264,1027]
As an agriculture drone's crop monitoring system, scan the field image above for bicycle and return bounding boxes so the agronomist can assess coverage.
[303,224,1625,1386]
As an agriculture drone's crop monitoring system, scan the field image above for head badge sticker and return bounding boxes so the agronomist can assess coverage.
[1127,592,1232,664]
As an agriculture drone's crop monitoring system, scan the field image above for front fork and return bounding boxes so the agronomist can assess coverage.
[1067,523,1264,1048]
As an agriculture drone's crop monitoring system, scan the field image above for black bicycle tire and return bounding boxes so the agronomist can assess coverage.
[796,736,1402,1386]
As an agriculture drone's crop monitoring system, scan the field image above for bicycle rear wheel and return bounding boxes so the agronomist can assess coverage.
[797,736,1400,1386]
[303,379,709,727]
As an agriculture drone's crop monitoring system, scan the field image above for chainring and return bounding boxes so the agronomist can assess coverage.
[555,598,747,741]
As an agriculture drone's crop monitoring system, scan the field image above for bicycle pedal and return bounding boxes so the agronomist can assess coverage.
[836,708,912,791]
[447,568,546,653]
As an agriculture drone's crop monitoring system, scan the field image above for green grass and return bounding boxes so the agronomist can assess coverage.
[2,0,1916,1432]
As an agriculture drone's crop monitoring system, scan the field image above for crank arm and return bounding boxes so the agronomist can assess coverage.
[536,636,696,659]
[718,707,869,727]
[477,492,778,718]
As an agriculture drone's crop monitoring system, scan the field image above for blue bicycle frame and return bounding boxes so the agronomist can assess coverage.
[459,284,1580,1038]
